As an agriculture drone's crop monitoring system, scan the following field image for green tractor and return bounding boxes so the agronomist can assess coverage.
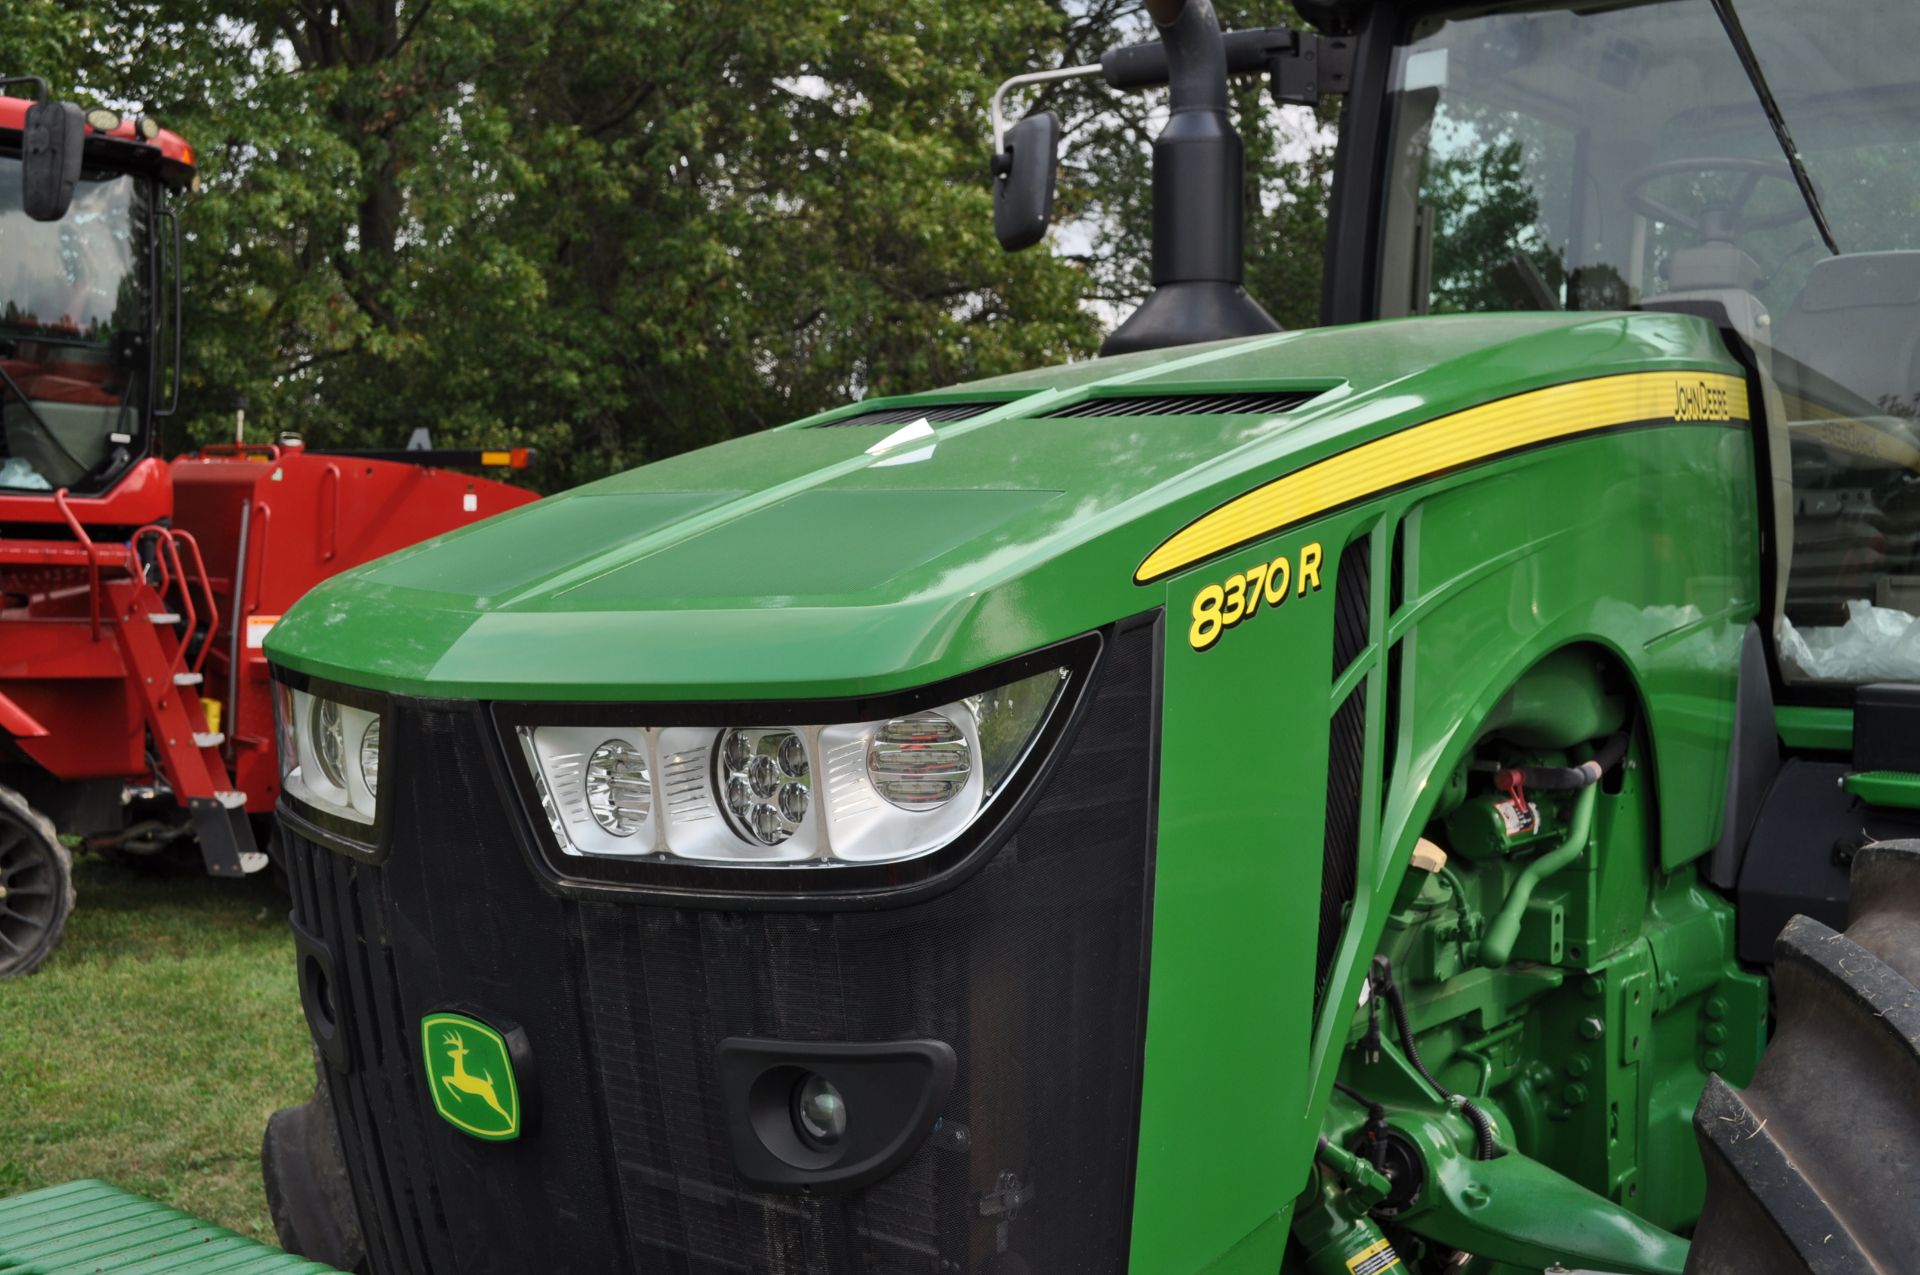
[249,0,1920,1271]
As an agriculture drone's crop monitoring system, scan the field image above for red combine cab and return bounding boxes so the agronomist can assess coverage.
[0,83,538,975]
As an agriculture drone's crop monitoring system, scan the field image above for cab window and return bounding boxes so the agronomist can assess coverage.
[1376,0,1920,685]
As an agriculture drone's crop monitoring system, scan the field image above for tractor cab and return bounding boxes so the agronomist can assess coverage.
[1329,0,1920,687]
[997,0,1920,688]
[0,88,191,520]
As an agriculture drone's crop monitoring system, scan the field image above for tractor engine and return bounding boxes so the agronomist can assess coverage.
[1303,651,1767,1271]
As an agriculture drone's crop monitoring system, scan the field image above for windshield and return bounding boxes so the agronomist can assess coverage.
[0,155,152,494]
[1377,0,1920,686]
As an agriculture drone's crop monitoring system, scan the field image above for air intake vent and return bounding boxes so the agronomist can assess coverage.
[1317,535,1372,1009]
[1045,390,1317,418]
[814,402,1002,428]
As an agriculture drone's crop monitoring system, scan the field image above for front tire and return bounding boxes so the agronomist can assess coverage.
[0,783,74,977]
[1686,840,1920,1273]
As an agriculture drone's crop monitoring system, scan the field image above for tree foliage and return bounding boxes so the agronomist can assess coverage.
[8,1,1333,487]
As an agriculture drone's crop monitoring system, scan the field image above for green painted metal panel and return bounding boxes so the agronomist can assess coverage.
[1130,397,1757,1267]
[0,1181,339,1274]
[1775,704,1852,752]
[266,311,1743,703]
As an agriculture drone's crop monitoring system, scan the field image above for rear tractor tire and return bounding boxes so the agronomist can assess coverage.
[0,784,74,978]
[1686,839,1920,1273]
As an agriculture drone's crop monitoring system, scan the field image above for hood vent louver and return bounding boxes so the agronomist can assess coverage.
[1046,390,1318,419]
[815,402,1003,428]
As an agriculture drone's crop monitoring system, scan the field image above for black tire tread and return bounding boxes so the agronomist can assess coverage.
[0,783,72,978]
[1687,840,1920,1275]
[263,1066,369,1273]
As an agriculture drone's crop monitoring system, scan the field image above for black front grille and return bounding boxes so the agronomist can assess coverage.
[281,619,1160,1274]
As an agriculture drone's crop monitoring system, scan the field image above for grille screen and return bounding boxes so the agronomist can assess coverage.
[814,402,1003,427]
[282,619,1159,1274]
[1045,390,1318,418]
[1318,536,1373,1004]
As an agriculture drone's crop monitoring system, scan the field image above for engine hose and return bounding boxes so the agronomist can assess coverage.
[1478,781,1598,969]
[1374,959,1499,1160]
[1486,731,1630,791]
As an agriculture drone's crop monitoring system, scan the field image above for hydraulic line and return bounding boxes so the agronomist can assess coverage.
[1484,732,1628,792]
[1371,956,1499,1161]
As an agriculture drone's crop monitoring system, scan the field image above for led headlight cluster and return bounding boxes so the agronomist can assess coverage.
[515,664,1069,868]
[276,681,384,827]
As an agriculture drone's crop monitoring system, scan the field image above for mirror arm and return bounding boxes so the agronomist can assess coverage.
[0,76,50,101]
[990,64,1100,157]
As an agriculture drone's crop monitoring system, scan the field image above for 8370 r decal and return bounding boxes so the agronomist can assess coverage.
[1188,540,1323,651]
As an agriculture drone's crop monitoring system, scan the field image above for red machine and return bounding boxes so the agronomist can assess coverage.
[0,84,538,975]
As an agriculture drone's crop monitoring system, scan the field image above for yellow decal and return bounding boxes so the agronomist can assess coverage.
[1188,541,1323,651]
[1794,417,1920,474]
[1345,1237,1403,1275]
[1138,370,1749,584]
[1672,376,1735,422]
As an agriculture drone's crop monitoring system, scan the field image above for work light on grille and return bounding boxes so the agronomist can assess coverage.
[514,665,1068,866]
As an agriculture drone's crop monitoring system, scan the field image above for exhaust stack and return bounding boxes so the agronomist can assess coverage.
[1100,0,1280,356]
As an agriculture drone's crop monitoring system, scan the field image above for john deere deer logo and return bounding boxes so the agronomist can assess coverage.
[421,1011,521,1141]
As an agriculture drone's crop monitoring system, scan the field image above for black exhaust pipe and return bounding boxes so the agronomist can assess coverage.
[1100,0,1281,356]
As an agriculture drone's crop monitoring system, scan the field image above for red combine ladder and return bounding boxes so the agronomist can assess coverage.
[1,492,263,875]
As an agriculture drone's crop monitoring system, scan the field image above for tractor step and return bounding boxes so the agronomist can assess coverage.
[188,794,262,876]
[173,671,203,686]
[193,731,226,747]
[148,611,181,624]
[0,1179,340,1273]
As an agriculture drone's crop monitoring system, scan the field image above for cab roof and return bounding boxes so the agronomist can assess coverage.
[0,94,196,189]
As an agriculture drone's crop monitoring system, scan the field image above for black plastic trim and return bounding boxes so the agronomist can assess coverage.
[716,1037,956,1194]
[1321,1,1399,325]
[291,912,350,1073]
[1708,622,1782,891]
[488,628,1115,909]
[1118,606,1165,1250]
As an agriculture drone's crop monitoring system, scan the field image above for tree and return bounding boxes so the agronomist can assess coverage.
[33,0,1338,488]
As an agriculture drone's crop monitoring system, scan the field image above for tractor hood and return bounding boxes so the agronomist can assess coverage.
[267,312,1740,700]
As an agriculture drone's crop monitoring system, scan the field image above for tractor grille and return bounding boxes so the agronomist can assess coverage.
[1317,536,1372,1005]
[280,619,1159,1275]
[1044,390,1319,418]
[813,402,1004,427]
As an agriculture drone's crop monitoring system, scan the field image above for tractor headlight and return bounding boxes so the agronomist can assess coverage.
[276,681,388,830]
[509,655,1078,878]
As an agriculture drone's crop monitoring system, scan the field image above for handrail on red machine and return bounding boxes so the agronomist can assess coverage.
[171,530,219,674]
[52,488,102,641]
[132,525,220,680]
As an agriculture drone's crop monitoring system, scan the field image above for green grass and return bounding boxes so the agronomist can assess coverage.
[0,854,310,1241]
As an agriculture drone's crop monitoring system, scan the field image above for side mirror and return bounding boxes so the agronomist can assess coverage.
[992,111,1061,252]
[22,99,85,223]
